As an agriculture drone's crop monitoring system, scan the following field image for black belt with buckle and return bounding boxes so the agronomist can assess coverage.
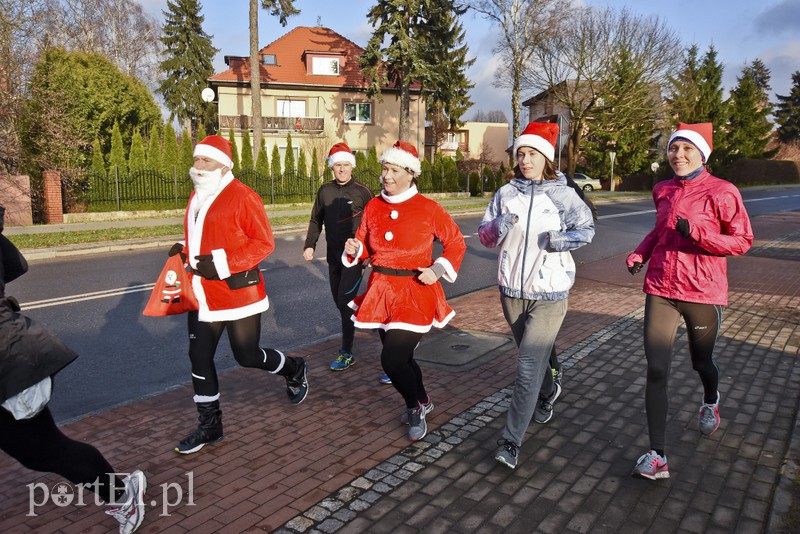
[372,265,418,277]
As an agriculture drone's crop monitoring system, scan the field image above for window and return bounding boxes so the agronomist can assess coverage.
[344,102,372,124]
[262,54,276,65]
[312,57,339,75]
[277,99,306,118]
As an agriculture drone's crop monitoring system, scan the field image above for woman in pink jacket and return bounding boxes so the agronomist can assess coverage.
[627,123,753,480]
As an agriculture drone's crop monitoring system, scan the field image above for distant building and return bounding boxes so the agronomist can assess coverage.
[207,26,424,169]
[424,121,510,165]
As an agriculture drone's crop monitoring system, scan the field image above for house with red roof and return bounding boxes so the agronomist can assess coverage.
[207,26,425,169]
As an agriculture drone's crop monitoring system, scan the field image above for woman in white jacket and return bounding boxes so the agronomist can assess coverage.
[479,122,595,469]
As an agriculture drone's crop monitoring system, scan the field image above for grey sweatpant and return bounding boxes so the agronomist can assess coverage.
[500,294,568,447]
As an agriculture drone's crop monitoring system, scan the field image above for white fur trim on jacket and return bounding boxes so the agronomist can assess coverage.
[668,130,712,162]
[380,147,421,177]
[513,135,555,162]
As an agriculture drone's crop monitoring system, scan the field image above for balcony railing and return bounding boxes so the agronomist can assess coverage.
[219,115,324,133]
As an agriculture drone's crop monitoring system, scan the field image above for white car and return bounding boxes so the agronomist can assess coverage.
[571,172,602,192]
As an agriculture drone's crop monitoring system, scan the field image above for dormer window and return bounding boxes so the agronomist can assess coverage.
[262,54,276,65]
[311,57,339,76]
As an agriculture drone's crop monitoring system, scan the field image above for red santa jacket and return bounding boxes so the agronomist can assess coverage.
[182,173,275,321]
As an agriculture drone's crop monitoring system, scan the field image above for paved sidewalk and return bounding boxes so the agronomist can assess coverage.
[0,210,798,533]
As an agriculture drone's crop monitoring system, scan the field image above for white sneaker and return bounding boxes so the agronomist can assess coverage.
[105,470,146,534]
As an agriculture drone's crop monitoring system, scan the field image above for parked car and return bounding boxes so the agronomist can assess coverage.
[571,172,602,192]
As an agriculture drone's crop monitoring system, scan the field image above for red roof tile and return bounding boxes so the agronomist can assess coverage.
[210,26,369,88]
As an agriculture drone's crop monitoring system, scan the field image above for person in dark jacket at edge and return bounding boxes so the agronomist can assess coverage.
[0,206,147,533]
[627,122,753,480]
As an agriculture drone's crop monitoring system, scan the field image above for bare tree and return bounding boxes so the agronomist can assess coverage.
[525,6,679,175]
[466,0,572,140]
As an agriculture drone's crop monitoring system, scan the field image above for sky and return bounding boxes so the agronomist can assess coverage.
[140,0,800,123]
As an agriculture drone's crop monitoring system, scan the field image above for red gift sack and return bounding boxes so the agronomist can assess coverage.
[143,255,199,316]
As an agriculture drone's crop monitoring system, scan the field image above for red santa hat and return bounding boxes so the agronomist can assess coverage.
[193,135,234,169]
[513,122,559,162]
[327,142,356,168]
[380,140,421,177]
[668,122,713,162]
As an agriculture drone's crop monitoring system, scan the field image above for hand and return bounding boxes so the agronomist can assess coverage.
[194,254,220,280]
[416,266,437,285]
[675,216,691,239]
[344,238,360,256]
[303,247,314,261]
[628,261,642,275]
[168,242,186,263]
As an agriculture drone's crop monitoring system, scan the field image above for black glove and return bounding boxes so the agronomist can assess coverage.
[194,255,220,280]
[168,242,186,263]
[628,261,642,275]
[675,216,691,239]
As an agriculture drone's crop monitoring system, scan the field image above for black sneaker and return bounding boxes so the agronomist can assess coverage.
[494,439,519,469]
[534,382,561,424]
[286,358,309,405]
[175,425,223,454]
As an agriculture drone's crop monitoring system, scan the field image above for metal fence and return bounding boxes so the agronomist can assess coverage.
[61,164,504,213]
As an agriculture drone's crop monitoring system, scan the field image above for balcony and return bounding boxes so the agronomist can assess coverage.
[219,115,325,134]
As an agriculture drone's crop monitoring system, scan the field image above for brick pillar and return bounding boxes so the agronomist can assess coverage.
[43,170,64,224]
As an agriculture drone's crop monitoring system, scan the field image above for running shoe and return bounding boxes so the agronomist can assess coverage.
[534,382,562,424]
[699,391,721,436]
[330,349,355,371]
[401,396,434,424]
[286,358,309,405]
[406,405,427,441]
[631,450,669,480]
[494,440,519,469]
[105,470,146,534]
[379,374,392,385]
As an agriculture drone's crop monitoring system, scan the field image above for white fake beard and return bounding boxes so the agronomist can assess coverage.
[189,167,223,207]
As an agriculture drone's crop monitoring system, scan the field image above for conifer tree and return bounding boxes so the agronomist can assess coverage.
[180,128,194,176]
[297,147,308,180]
[91,139,105,176]
[283,133,295,177]
[256,138,270,176]
[146,127,162,172]
[775,71,800,143]
[227,128,240,170]
[270,144,281,179]
[726,61,775,160]
[309,147,319,180]
[196,122,207,144]
[162,122,180,180]
[158,0,218,136]
[667,45,703,122]
[108,121,127,178]
[129,129,146,172]
[240,130,255,171]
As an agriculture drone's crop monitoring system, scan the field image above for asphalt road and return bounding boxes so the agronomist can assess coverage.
[9,187,800,422]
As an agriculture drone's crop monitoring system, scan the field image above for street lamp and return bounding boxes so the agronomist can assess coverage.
[609,151,617,192]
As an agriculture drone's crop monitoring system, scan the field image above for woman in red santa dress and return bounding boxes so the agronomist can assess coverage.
[343,140,466,442]
[169,135,309,455]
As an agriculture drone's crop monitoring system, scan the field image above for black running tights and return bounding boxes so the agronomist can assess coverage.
[187,311,294,398]
[328,262,364,353]
[379,329,427,409]
[0,406,122,503]
[643,294,722,451]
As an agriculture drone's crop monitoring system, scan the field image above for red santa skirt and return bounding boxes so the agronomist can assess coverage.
[349,272,454,333]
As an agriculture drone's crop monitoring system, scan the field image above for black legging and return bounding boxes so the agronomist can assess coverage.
[379,329,427,409]
[643,294,722,451]
[187,311,294,398]
[0,406,122,503]
[328,262,364,353]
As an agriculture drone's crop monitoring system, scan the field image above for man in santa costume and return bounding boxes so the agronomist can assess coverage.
[303,142,375,373]
[169,135,309,454]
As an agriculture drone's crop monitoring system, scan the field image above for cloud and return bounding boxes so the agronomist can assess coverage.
[754,0,800,36]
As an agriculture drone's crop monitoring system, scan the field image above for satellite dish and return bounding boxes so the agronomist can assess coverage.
[201,88,215,102]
